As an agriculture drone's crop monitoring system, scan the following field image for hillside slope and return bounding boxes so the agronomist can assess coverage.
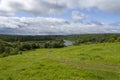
[0,43,120,80]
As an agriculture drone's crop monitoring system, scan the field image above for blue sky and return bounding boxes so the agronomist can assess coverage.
[0,0,120,35]
[15,8,120,23]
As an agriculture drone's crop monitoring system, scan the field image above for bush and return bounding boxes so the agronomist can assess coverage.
[0,53,8,57]
[5,47,11,55]
[18,43,32,51]
[0,46,5,54]
[44,40,65,48]
[31,43,40,49]
[10,48,20,55]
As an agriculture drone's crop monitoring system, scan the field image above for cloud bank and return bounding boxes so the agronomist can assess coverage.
[0,0,120,35]
[0,17,120,35]
[0,0,120,16]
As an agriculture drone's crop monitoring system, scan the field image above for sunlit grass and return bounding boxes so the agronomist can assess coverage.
[0,42,120,80]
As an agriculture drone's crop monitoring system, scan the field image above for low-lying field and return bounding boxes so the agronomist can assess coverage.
[0,42,120,80]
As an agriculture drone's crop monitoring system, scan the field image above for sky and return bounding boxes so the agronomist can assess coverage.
[0,0,120,35]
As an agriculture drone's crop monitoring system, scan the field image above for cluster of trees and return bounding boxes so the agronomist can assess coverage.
[0,39,65,57]
[0,34,120,43]
[0,34,63,42]
[0,34,65,57]
[44,40,65,48]
[0,34,120,57]
[0,40,17,57]
[73,34,120,45]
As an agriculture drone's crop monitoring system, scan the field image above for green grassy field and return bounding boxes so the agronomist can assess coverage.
[0,42,120,80]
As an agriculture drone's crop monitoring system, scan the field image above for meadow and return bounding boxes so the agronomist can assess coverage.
[0,42,120,80]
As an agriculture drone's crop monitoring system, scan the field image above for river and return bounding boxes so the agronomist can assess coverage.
[64,40,73,46]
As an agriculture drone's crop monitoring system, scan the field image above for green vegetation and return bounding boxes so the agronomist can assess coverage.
[0,34,120,57]
[0,40,65,57]
[0,34,120,43]
[0,34,120,80]
[0,42,120,80]
[66,34,120,45]
[0,34,63,42]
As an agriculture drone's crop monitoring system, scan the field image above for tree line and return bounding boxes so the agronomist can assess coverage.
[0,39,65,57]
[58,34,120,45]
[0,34,120,57]
[0,34,63,42]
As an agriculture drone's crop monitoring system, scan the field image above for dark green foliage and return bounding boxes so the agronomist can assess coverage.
[0,34,120,57]
[0,40,7,54]
[0,34,63,42]
[19,43,32,51]
[71,34,120,45]
[31,43,40,49]
[5,47,11,55]
[0,38,65,57]
[44,40,64,48]
[108,34,117,42]
[117,37,120,42]
[0,46,5,54]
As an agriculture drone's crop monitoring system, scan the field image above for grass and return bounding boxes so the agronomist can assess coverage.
[0,42,120,80]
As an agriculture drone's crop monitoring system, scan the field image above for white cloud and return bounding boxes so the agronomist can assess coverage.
[72,11,86,20]
[0,0,67,16]
[0,0,120,35]
[0,17,120,35]
[0,0,120,16]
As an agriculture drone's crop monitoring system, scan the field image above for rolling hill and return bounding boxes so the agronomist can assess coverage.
[0,42,120,80]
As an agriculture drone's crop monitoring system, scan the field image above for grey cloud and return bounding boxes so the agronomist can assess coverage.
[96,0,120,14]
[0,0,120,16]
[0,10,14,16]
[0,17,120,35]
[0,0,67,16]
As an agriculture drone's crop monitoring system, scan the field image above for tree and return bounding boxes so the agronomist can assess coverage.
[5,47,11,55]
[0,46,5,54]
[109,34,116,42]
[0,39,6,54]
[19,43,32,51]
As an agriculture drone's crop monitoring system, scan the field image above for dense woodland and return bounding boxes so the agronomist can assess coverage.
[0,34,120,57]
[67,34,120,45]
[0,34,63,42]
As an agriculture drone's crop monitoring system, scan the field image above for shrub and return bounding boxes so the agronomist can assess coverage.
[0,46,5,54]
[5,47,11,55]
